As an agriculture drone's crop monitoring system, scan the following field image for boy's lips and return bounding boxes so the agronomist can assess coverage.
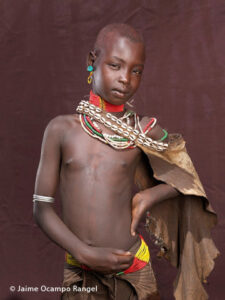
[112,89,129,98]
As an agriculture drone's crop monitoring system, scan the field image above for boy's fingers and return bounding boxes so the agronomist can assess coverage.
[130,216,138,236]
[118,263,133,271]
[112,249,132,256]
[117,254,134,264]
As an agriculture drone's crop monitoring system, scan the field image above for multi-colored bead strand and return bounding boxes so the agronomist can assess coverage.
[139,116,168,142]
[80,114,135,150]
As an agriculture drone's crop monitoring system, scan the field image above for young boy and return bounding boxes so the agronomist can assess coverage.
[33,24,218,300]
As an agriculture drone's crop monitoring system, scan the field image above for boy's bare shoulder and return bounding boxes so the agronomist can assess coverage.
[45,113,80,137]
[139,115,168,142]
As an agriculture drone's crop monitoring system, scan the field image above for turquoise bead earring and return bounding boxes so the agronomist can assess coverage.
[87,65,93,84]
[87,65,93,72]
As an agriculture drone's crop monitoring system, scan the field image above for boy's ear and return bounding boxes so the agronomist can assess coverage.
[87,51,97,69]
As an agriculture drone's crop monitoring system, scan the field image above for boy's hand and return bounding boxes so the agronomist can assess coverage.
[131,192,150,236]
[131,185,180,236]
[80,246,134,274]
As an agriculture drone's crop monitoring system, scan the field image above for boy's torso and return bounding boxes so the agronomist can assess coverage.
[58,113,143,250]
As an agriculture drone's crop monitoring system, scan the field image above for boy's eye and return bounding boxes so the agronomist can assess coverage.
[133,69,142,75]
[109,63,120,69]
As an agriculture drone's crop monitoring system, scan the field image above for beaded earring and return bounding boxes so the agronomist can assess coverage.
[87,65,93,84]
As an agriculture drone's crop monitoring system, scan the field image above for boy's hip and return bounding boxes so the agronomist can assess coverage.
[65,235,149,275]
[62,235,160,299]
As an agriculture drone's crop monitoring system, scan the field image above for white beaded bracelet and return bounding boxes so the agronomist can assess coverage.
[33,194,55,203]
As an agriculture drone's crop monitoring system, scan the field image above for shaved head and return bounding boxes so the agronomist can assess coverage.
[93,23,144,57]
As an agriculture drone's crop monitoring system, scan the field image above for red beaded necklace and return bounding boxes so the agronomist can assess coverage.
[89,90,124,112]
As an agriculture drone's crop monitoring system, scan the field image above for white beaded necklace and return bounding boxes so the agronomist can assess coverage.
[76,100,168,151]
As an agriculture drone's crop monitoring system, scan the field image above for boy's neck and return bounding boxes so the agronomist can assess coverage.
[89,90,124,113]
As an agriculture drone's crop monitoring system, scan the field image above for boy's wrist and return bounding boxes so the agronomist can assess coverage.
[78,245,94,265]
[139,183,180,210]
[137,190,155,210]
[70,240,90,264]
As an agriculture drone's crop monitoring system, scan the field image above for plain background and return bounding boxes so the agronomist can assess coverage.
[0,0,224,299]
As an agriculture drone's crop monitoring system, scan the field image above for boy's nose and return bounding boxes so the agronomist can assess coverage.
[118,71,130,85]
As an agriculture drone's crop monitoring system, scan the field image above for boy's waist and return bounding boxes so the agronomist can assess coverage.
[65,235,150,275]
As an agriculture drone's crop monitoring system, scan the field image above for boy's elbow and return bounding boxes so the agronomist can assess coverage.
[33,202,52,225]
[33,203,42,225]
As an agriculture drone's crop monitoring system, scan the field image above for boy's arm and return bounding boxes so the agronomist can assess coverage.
[131,118,179,235]
[33,116,88,262]
[34,117,133,273]
[131,184,179,236]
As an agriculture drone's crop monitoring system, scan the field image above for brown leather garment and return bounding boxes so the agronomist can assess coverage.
[135,133,220,300]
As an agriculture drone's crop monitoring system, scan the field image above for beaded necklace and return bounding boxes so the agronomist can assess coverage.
[77,91,168,151]
[89,90,124,112]
[77,101,168,151]
[77,91,138,149]
[80,110,136,149]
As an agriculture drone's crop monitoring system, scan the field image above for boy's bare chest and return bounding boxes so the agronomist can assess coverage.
[61,117,142,173]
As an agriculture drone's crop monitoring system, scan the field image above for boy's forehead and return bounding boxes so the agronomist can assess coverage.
[100,32,145,62]
[104,31,129,48]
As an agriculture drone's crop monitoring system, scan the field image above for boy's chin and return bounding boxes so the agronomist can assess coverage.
[107,98,128,106]
[108,93,132,105]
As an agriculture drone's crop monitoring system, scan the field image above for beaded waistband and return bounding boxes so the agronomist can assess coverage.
[65,235,150,275]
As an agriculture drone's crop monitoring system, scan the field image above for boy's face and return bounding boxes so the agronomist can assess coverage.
[91,33,145,105]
